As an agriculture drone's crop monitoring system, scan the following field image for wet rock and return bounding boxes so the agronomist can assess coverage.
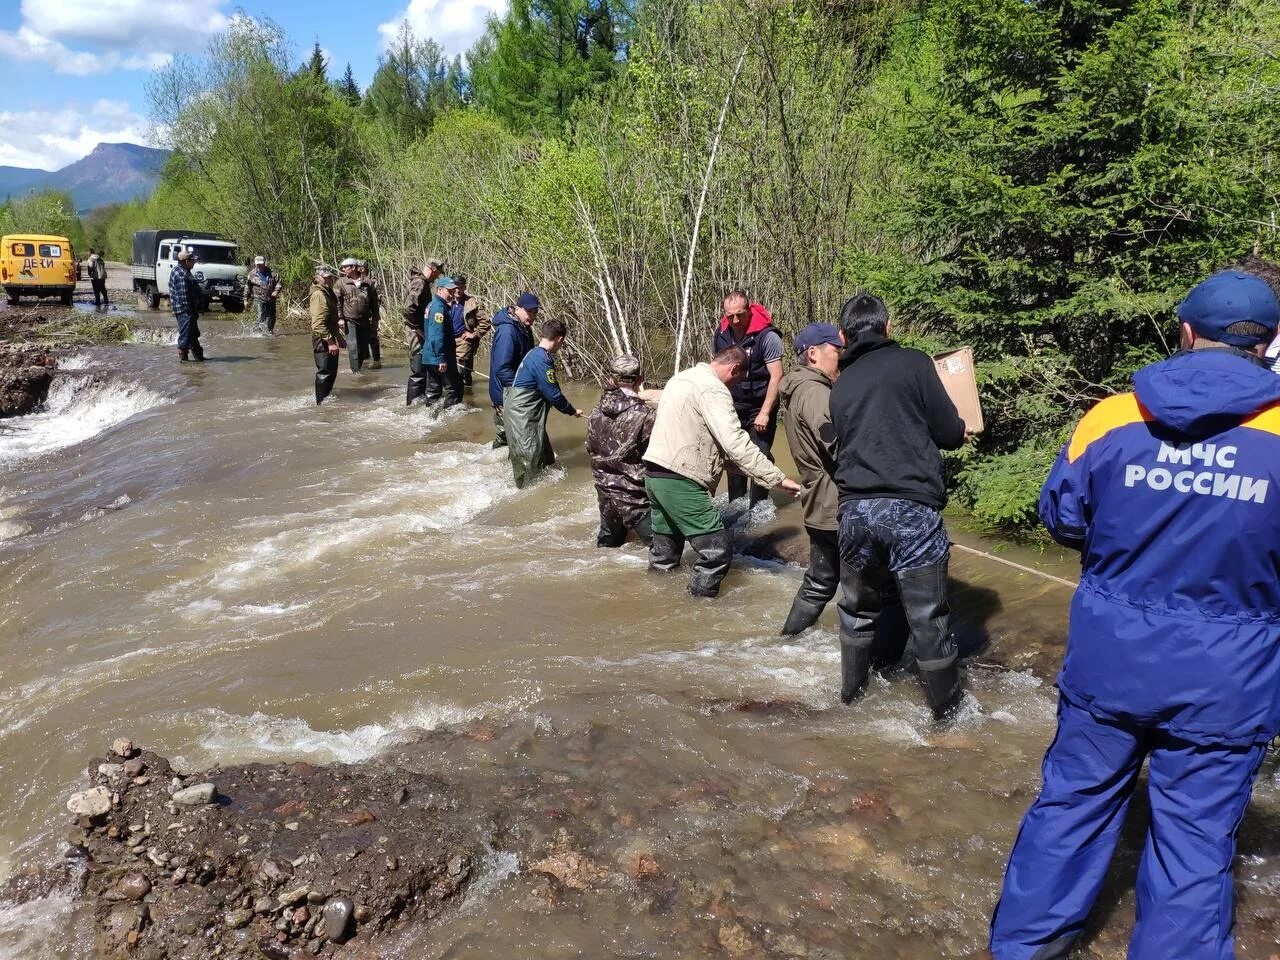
[123,757,147,777]
[116,873,151,901]
[529,851,607,891]
[98,762,125,779]
[67,786,112,818]
[333,807,376,827]
[112,737,137,759]
[718,922,754,956]
[321,896,354,942]
[277,883,311,907]
[225,908,254,929]
[171,782,217,806]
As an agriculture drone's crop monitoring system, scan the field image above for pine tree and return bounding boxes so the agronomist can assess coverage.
[336,62,361,106]
[306,41,327,81]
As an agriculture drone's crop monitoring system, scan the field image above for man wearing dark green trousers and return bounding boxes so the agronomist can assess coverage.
[643,346,802,597]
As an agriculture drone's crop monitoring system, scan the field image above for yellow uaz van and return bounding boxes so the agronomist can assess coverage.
[2,234,78,305]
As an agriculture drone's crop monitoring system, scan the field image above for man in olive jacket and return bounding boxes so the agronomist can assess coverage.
[310,265,344,405]
[779,324,847,633]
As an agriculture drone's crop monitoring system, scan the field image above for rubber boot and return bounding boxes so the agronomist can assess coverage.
[688,529,732,598]
[780,530,839,635]
[895,562,962,718]
[648,533,683,572]
[178,348,189,363]
[835,558,887,704]
[191,343,205,362]
[840,636,873,704]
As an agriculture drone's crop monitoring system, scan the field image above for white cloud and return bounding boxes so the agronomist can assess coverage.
[378,0,508,58]
[0,0,228,75]
[0,100,152,171]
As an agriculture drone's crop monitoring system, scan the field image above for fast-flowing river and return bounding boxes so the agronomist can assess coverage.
[2,314,1278,958]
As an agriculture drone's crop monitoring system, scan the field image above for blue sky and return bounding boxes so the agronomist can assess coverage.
[0,0,506,171]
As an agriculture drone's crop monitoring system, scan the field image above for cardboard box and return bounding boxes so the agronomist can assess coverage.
[933,346,984,435]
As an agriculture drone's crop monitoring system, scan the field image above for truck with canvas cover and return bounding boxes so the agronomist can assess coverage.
[131,230,245,312]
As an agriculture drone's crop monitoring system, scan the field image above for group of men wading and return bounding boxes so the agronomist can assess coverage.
[169,241,1280,960]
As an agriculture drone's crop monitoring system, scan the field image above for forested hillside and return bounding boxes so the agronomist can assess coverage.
[90,0,1280,531]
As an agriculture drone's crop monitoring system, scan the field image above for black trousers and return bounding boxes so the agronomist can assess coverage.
[314,346,338,404]
[407,353,427,404]
[91,277,109,305]
[346,321,371,372]
[727,406,778,507]
[424,359,463,408]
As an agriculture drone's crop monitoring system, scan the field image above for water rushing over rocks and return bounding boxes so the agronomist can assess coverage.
[1,318,1279,957]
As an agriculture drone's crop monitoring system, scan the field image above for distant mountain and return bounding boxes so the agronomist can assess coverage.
[0,142,171,213]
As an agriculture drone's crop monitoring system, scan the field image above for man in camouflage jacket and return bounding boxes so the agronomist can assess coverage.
[586,354,657,547]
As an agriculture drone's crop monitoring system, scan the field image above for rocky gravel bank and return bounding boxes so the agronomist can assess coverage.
[0,342,59,417]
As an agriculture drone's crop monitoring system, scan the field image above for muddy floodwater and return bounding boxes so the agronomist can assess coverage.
[3,312,1280,958]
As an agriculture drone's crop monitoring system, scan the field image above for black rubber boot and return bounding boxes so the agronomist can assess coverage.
[895,562,961,718]
[840,636,873,704]
[406,353,427,406]
[648,533,684,572]
[191,343,205,362]
[780,529,839,635]
[178,348,189,363]
[835,558,890,704]
[688,529,732,598]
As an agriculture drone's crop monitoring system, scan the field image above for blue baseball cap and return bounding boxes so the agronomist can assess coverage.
[794,322,844,355]
[516,292,540,310]
[1177,271,1280,347]
[435,276,457,290]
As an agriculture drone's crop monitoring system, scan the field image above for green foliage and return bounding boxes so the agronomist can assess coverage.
[336,63,361,106]
[0,190,85,251]
[847,0,1280,529]
[469,0,630,133]
[364,22,464,140]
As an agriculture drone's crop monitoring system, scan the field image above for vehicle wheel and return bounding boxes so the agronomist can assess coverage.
[5,294,18,306]
[146,285,160,310]
[222,297,244,314]
[61,292,73,306]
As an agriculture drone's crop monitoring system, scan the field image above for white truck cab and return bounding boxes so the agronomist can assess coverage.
[132,230,246,312]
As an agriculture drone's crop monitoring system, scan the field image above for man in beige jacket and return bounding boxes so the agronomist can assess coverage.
[644,345,802,597]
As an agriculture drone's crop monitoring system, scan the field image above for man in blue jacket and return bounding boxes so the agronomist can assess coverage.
[990,271,1280,960]
[503,317,583,487]
[488,292,539,448]
[421,276,462,410]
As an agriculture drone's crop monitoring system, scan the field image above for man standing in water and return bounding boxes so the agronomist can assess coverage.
[336,257,381,374]
[503,318,582,487]
[245,255,281,334]
[403,256,444,404]
[778,323,849,634]
[357,260,382,369]
[169,247,204,364]
[310,265,343,404]
[713,290,784,512]
[488,293,539,448]
[422,276,464,410]
[644,346,803,598]
[451,275,491,387]
[829,293,965,717]
[990,272,1280,960]
[587,354,657,547]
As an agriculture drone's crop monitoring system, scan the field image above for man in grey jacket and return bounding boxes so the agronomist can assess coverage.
[643,345,802,597]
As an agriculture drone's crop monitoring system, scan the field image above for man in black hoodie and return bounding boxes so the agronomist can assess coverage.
[828,293,967,718]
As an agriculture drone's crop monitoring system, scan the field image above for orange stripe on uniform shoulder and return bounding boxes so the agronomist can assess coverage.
[1242,402,1280,437]
[1067,393,1152,463]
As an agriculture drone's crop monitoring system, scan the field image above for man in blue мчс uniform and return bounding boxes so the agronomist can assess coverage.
[502,317,583,488]
[990,271,1280,960]
[421,276,463,410]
